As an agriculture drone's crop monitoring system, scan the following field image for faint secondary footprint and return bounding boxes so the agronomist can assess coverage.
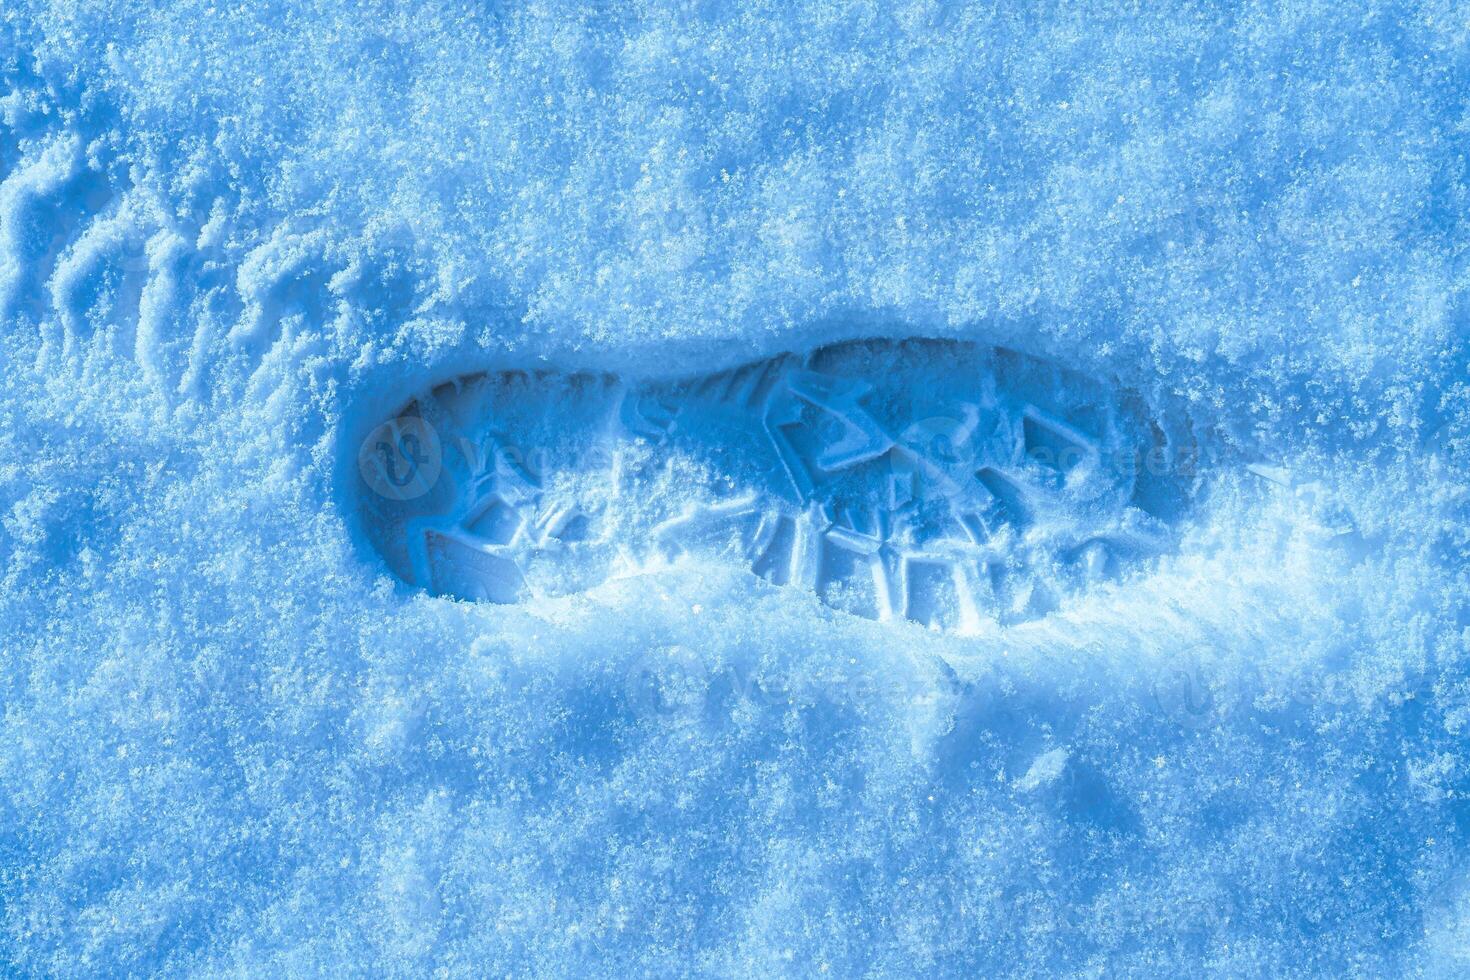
[355,339,1197,629]
[1,74,357,407]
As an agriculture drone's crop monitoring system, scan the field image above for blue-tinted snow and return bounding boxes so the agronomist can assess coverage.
[2,1,1469,975]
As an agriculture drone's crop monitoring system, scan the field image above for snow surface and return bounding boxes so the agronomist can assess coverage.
[2,1,1470,975]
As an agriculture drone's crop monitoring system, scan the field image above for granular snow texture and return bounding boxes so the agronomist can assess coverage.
[2,1,1470,975]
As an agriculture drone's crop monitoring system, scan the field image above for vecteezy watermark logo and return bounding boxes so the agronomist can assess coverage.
[1149,646,1216,729]
[358,416,443,501]
[624,645,712,724]
[890,412,977,502]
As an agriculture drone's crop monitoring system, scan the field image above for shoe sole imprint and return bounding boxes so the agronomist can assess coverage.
[355,339,1195,629]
